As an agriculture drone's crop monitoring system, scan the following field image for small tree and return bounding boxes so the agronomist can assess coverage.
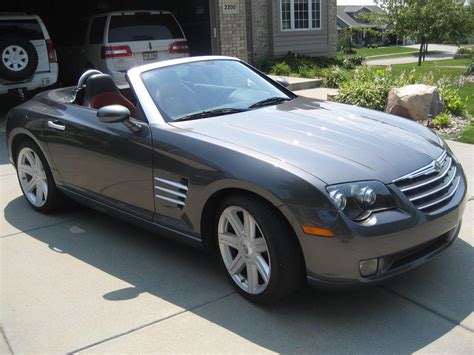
[374,0,474,65]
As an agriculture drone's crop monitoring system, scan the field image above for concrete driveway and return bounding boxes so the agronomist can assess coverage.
[1,112,473,353]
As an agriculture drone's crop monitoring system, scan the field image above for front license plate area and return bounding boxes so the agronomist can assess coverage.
[143,51,158,61]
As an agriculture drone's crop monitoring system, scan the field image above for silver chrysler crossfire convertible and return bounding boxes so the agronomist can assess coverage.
[6,56,467,303]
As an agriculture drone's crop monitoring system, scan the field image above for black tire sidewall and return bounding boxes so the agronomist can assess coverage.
[15,140,62,213]
[215,195,303,303]
[0,37,39,81]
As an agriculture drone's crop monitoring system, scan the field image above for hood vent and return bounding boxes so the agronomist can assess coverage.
[154,177,188,208]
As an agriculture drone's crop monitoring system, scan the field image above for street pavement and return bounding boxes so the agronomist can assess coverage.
[1,109,473,353]
[366,44,459,66]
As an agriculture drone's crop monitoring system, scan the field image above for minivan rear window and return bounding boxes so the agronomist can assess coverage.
[108,14,184,43]
[0,20,44,40]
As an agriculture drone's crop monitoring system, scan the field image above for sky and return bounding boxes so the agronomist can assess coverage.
[337,0,377,5]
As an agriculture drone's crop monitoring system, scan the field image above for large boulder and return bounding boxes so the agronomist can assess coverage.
[385,84,444,121]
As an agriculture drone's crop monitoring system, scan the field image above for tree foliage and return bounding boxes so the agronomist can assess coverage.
[373,0,474,65]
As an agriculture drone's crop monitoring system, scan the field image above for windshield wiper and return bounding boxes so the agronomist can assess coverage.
[248,96,291,108]
[174,108,247,122]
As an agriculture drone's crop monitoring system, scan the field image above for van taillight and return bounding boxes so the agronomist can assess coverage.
[46,39,57,63]
[101,46,132,59]
[169,41,189,54]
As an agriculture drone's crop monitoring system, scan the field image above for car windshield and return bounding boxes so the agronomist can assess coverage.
[140,60,292,121]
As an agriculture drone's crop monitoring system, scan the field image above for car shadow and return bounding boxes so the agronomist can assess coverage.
[3,197,473,353]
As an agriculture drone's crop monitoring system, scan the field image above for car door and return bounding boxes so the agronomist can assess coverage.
[44,103,154,220]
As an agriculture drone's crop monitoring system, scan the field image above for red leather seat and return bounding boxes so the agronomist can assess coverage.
[83,74,137,118]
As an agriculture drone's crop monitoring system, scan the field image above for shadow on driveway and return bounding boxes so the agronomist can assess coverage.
[3,196,473,353]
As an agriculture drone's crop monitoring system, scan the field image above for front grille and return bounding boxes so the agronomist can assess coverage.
[393,151,460,213]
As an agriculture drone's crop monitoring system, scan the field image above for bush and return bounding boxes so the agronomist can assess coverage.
[464,61,474,76]
[320,66,352,88]
[297,64,318,78]
[438,79,466,116]
[348,54,365,66]
[333,68,394,110]
[433,112,451,128]
[270,62,291,76]
[456,47,473,55]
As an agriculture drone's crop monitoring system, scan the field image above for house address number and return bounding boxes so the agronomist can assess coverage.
[223,0,239,14]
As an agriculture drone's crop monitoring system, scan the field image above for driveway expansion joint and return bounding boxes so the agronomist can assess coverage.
[0,218,81,239]
[380,286,473,333]
[1,327,14,355]
[69,291,236,353]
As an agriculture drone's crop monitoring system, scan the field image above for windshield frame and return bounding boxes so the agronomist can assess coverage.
[126,56,296,126]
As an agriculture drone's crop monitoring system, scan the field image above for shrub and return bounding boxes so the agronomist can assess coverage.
[333,68,394,110]
[438,79,466,116]
[348,54,366,67]
[464,61,474,76]
[270,62,291,76]
[433,112,451,128]
[320,66,352,88]
[297,64,318,78]
[456,47,473,55]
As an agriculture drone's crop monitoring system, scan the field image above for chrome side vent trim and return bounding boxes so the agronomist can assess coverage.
[154,177,188,207]
[393,151,460,213]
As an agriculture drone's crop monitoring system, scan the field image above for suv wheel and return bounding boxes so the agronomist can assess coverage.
[0,37,38,81]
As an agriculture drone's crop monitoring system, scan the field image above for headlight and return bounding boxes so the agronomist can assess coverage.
[326,181,396,221]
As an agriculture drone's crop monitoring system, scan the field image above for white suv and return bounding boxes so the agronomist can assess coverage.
[0,13,58,96]
[75,10,189,85]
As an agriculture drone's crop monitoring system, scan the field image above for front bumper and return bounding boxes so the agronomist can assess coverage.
[292,166,468,286]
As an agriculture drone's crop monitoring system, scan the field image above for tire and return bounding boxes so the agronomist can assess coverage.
[15,140,63,213]
[0,36,39,81]
[215,195,304,303]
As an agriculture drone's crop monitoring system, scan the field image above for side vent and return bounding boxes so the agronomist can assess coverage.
[154,177,188,208]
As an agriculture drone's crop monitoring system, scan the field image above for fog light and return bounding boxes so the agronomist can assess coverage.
[359,258,379,277]
[42,78,51,86]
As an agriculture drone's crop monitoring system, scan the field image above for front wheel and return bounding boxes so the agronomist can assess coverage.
[216,195,304,303]
[16,140,63,213]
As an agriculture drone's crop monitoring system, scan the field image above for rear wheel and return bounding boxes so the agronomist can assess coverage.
[16,140,63,213]
[216,195,303,303]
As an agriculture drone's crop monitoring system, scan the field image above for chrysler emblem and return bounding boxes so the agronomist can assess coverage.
[434,161,442,172]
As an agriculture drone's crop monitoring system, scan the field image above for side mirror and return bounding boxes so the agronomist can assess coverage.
[275,77,290,88]
[97,105,130,123]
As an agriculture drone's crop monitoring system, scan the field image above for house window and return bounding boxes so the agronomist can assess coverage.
[280,0,322,31]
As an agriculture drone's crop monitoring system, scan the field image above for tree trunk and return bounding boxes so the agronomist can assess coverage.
[418,38,424,66]
[422,42,428,62]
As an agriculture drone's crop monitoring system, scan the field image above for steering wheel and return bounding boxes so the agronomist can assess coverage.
[77,69,103,89]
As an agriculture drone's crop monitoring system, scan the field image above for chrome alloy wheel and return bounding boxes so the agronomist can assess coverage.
[2,45,29,71]
[218,206,271,294]
[18,147,48,207]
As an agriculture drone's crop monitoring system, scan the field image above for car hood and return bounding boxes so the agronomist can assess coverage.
[172,97,445,184]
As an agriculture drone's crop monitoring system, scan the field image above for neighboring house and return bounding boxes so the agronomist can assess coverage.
[336,5,389,46]
[242,0,338,62]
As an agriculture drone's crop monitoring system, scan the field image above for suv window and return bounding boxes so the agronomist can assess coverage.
[0,19,44,40]
[108,13,184,43]
[89,16,106,44]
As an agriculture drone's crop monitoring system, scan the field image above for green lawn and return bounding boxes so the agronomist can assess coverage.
[355,46,417,57]
[376,59,470,80]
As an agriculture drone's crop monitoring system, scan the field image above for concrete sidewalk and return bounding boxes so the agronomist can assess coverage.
[1,130,473,353]
[367,53,454,66]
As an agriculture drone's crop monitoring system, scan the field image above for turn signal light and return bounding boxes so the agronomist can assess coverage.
[302,226,335,237]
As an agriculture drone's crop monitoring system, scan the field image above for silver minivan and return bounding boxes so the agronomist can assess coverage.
[79,10,189,84]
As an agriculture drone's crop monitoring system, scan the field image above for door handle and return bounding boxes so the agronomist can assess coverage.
[47,120,66,131]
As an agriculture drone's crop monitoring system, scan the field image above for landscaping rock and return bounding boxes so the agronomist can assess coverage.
[385,84,445,121]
